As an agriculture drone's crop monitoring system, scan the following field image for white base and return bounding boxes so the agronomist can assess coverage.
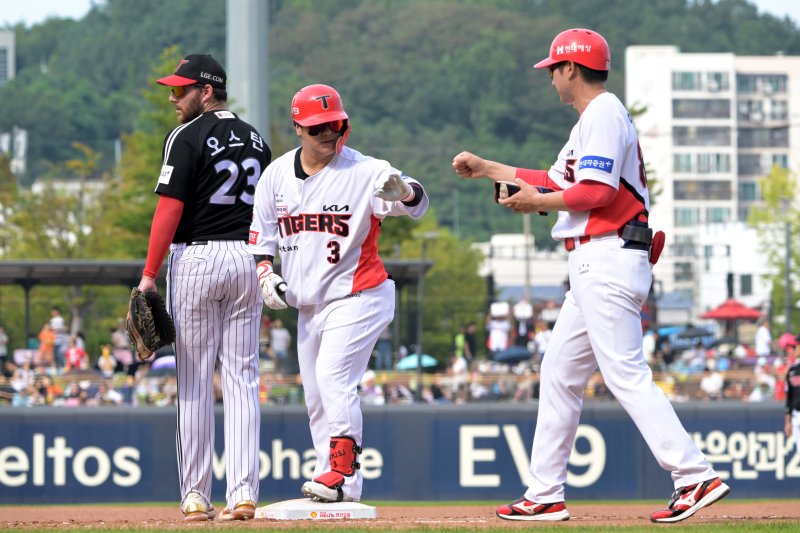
[255,498,377,520]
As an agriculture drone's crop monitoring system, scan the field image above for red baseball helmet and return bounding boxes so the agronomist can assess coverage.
[291,84,349,126]
[534,28,610,71]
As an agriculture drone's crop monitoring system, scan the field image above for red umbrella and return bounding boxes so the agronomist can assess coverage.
[699,299,762,321]
[699,299,762,341]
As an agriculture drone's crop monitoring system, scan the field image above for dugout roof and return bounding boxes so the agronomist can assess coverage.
[0,259,432,338]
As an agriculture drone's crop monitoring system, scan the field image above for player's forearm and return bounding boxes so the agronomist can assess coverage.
[482,160,518,182]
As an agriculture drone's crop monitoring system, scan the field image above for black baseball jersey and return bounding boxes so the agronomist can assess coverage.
[786,360,800,414]
[156,110,272,242]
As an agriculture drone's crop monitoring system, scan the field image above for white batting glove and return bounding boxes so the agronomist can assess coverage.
[374,173,414,202]
[256,261,288,310]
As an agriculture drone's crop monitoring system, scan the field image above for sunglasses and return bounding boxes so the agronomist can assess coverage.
[548,62,567,79]
[170,84,204,98]
[306,119,347,136]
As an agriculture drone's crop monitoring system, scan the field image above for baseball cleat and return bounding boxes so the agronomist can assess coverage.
[496,498,570,521]
[219,499,256,521]
[650,477,730,523]
[182,492,216,522]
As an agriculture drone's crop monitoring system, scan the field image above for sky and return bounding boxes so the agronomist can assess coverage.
[0,0,799,29]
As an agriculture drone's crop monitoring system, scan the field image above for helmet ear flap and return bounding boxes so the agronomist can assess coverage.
[336,122,351,153]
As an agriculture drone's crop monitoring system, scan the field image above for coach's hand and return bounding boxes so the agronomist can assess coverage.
[256,261,288,310]
[374,173,414,202]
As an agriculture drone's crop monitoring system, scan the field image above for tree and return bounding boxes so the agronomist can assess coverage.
[748,165,799,331]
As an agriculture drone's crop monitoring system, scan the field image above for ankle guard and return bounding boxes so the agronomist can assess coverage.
[329,435,362,476]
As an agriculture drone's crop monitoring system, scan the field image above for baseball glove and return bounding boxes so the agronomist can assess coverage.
[126,288,176,361]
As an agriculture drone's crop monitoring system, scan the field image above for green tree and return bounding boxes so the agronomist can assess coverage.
[748,165,799,331]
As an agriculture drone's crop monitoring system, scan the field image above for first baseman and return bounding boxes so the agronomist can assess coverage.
[452,29,729,523]
[249,83,429,502]
[138,54,272,521]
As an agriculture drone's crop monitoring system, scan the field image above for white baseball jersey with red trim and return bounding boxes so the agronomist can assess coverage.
[249,146,428,305]
[547,92,650,240]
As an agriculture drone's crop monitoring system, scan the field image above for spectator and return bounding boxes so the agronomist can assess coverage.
[513,300,534,347]
[453,326,466,363]
[269,319,292,374]
[50,307,69,370]
[533,321,552,364]
[37,374,63,405]
[464,322,477,363]
[642,329,657,367]
[359,370,385,406]
[486,308,511,356]
[96,345,119,378]
[755,318,773,357]
[259,315,272,361]
[448,351,469,394]
[37,323,56,368]
[699,369,724,401]
[64,336,89,373]
[110,320,133,368]
[0,326,8,368]
[374,325,393,371]
[94,381,125,406]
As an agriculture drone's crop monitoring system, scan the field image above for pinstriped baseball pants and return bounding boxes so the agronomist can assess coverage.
[168,240,262,509]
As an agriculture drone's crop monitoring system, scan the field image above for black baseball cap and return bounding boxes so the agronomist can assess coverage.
[156,54,226,89]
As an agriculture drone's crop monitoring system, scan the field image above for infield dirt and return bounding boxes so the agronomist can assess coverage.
[1,500,799,529]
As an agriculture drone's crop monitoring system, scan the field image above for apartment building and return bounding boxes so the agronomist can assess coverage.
[625,46,800,314]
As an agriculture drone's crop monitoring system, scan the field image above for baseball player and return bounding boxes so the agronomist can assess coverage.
[452,28,729,523]
[137,54,272,521]
[249,84,429,503]
[785,348,800,453]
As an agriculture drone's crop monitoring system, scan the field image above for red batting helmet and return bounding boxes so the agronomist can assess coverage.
[291,84,349,126]
[534,28,610,71]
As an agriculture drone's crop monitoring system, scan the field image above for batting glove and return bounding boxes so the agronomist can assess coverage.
[374,173,414,202]
[256,261,288,310]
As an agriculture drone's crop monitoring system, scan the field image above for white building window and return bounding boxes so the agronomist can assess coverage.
[738,181,758,202]
[706,207,731,224]
[674,207,700,227]
[673,153,692,173]
[672,71,702,91]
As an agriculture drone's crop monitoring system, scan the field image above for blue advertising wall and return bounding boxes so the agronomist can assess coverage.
[0,403,797,503]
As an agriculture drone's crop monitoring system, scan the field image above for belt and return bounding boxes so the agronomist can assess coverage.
[181,240,248,246]
[564,223,652,253]
[564,231,620,252]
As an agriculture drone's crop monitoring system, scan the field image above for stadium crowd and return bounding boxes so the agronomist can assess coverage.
[0,311,795,408]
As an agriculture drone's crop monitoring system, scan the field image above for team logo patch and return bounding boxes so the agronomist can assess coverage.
[248,230,259,245]
[158,165,174,185]
[578,155,614,173]
[276,204,288,215]
[214,110,235,119]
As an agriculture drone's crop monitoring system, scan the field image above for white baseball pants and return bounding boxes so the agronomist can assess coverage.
[297,279,395,501]
[525,236,717,503]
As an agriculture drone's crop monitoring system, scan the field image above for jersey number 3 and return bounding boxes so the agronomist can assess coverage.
[327,240,341,264]
[210,157,262,205]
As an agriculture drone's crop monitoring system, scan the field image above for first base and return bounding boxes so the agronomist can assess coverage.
[255,498,377,520]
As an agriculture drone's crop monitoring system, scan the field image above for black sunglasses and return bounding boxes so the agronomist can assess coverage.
[306,119,347,136]
[548,62,567,79]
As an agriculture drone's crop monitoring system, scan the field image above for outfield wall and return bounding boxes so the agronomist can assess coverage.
[0,403,797,503]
